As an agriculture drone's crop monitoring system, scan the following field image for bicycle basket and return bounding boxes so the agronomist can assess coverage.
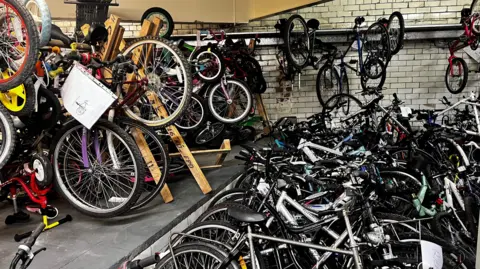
[75,0,112,31]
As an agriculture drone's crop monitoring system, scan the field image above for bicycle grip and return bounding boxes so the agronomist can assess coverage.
[24,223,45,248]
[443,96,449,104]
[135,254,160,269]
[393,93,399,101]
[14,231,32,242]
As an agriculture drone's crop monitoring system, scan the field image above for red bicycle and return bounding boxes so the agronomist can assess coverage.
[445,7,480,94]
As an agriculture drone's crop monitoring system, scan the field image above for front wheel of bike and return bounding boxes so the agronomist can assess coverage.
[284,14,309,70]
[0,103,16,169]
[316,64,341,106]
[387,11,405,56]
[190,47,225,83]
[360,71,387,93]
[364,21,391,64]
[121,37,192,128]
[24,0,52,47]
[51,119,145,217]
[208,79,252,124]
[445,57,468,94]
[0,0,40,92]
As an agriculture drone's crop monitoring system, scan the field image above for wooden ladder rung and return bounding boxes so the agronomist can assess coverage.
[169,148,231,157]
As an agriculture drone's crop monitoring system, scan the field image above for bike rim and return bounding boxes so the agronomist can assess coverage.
[287,17,309,67]
[175,95,204,129]
[0,0,31,84]
[195,122,224,144]
[122,39,190,127]
[53,125,140,213]
[210,80,251,123]
[195,50,221,81]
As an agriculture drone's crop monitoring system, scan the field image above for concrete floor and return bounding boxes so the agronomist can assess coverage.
[0,143,249,269]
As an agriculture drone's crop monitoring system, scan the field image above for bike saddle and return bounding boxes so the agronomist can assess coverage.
[227,206,266,224]
[84,24,108,45]
[307,18,320,30]
[354,16,365,25]
[51,24,72,46]
[176,39,186,50]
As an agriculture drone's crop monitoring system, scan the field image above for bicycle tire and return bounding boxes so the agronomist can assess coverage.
[445,57,468,94]
[0,103,16,169]
[0,77,35,116]
[208,79,252,124]
[387,11,405,56]
[140,7,174,39]
[18,84,61,133]
[316,63,341,106]
[196,201,253,223]
[174,93,208,130]
[121,36,192,128]
[364,21,391,64]
[283,14,309,70]
[0,0,39,92]
[190,47,225,83]
[360,70,386,92]
[207,188,247,209]
[23,0,51,47]
[194,121,225,145]
[115,117,169,211]
[155,242,239,269]
[363,57,386,80]
[50,119,145,218]
[321,93,363,129]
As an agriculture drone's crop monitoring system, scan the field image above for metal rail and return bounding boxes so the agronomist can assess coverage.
[151,24,464,47]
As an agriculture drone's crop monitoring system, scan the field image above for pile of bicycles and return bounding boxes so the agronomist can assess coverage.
[277,12,405,105]
[147,89,480,269]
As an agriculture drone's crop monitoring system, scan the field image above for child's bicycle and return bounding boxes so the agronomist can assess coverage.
[9,222,159,269]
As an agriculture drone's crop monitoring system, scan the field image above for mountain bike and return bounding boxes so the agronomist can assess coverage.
[0,0,40,92]
[311,16,391,105]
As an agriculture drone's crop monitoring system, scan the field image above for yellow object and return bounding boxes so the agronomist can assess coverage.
[70,43,77,51]
[0,70,27,112]
[49,67,64,78]
[238,256,247,269]
[42,215,60,230]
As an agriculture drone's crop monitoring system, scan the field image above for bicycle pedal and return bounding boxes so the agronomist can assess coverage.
[349,59,358,64]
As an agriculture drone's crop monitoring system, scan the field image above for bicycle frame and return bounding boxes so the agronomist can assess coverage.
[448,14,480,73]
[434,92,480,136]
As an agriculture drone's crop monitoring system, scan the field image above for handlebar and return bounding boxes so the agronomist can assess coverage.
[24,223,45,249]
[125,254,160,269]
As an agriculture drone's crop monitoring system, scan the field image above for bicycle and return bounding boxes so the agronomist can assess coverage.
[444,6,480,94]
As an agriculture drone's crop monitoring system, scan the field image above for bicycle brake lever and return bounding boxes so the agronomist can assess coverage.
[33,247,47,256]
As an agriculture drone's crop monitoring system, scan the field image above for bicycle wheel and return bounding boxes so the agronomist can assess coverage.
[208,78,252,124]
[51,119,145,217]
[190,47,225,83]
[18,84,61,133]
[121,37,192,128]
[445,57,468,94]
[364,21,391,65]
[196,202,253,223]
[0,76,34,116]
[23,0,51,47]
[194,121,225,145]
[284,14,309,69]
[140,7,174,39]
[0,103,16,169]
[0,0,39,92]
[155,242,238,269]
[115,117,169,211]
[387,11,405,56]
[208,188,247,209]
[174,93,207,130]
[316,64,341,106]
[360,72,386,92]
[321,93,363,130]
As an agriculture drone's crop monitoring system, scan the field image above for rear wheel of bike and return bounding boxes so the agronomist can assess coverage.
[208,188,247,209]
[360,71,386,93]
[364,21,391,65]
[116,118,169,211]
[208,78,252,124]
[140,7,174,39]
[24,0,51,47]
[0,0,39,92]
[445,57,468,94]
[51,119,145,217]
[174,93,207,130]
[387,11,405,56]
[284,14,309,69]
[190,47,225,83]
[194,121,225,145]
[316,64,341,106]
[121,37,192,128]
[0,77,35,116]
[0,103,16,169]
[155,242,239,269]
[321,93,363,130]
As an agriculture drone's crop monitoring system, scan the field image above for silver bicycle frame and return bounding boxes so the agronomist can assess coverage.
[297,138,343,163]
[435,92,480,137]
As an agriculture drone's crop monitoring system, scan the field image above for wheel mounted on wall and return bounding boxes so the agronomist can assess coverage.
[445,57,468,94]
[141,7,174,39]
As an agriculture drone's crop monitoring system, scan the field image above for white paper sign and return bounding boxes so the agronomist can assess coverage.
[421,240,443,269]
[400,107,412,118]
[61,64,117,129]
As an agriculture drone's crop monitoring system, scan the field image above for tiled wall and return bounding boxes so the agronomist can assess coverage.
[53,0,479,121]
